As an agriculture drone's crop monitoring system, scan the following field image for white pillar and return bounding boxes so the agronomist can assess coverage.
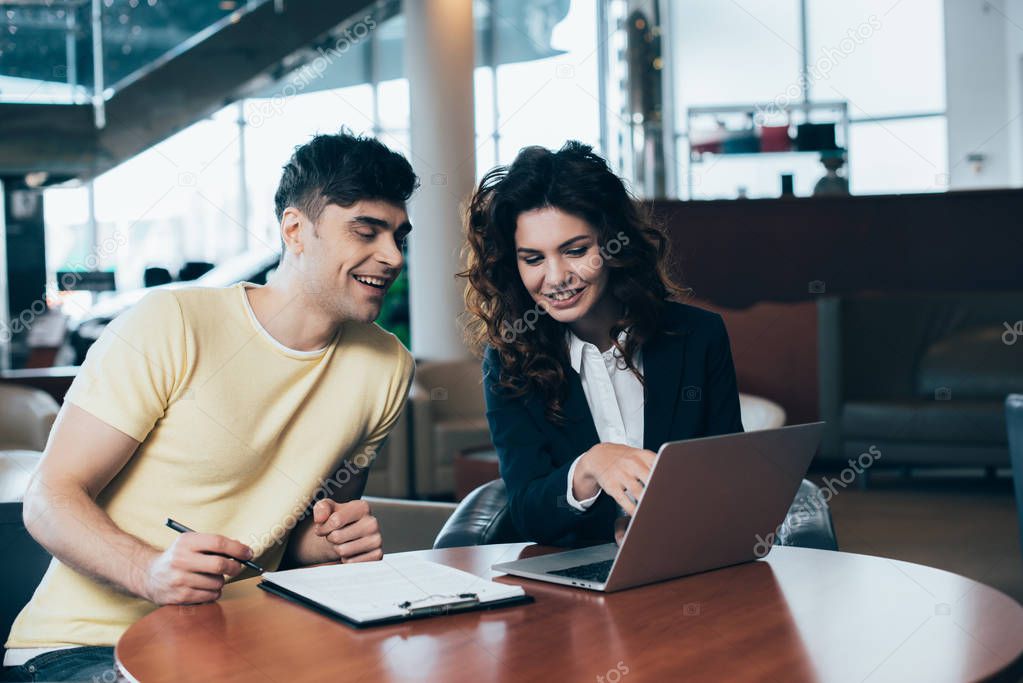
[943,0,1013,189]
[405,0,476,361]
[1005,0,1023,187]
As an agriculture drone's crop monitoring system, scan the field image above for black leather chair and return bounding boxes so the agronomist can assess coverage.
[0,451,52,651]
[434,478,839,551]
[1007,395,1023,557]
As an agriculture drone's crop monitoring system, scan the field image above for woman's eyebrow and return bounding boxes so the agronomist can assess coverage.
[558,235,590,248]
[516,235,591,254]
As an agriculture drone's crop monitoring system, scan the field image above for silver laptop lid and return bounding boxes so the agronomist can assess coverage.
[603,422,825,591]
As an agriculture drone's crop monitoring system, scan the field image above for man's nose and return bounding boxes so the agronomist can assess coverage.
[378,237,404,269]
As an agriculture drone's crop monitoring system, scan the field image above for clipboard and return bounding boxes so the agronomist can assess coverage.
[258,580,533,628]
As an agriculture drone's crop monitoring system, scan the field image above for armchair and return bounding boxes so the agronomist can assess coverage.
[434,478,838,551]
[1008,395,1023,557]
[0,383,59,452]
[362,404,412,499]
[409,360,492,497]
[1,450,52,648]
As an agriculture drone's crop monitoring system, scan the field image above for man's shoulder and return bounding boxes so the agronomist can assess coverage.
[161,284,240,312]
[127,285,236,327]
[342,322,414,373]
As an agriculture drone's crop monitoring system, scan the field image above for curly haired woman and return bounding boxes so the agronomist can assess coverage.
[461,141,744,546]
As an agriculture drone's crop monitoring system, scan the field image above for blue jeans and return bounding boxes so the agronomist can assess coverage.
[1,647,121,682]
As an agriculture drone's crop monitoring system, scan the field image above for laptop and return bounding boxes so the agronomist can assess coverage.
[492,422,825,592]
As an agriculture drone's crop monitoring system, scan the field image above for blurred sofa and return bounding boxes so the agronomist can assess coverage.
[817,292,1023,467]
[362,404,412,499]
[409,359,492,497]
[0,384,58,452]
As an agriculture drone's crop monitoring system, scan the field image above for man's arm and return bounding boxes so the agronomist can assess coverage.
[24,403,254,605]
[281,464,383,567]
[282,336,412,567]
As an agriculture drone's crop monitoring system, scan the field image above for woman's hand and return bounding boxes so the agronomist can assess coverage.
[573,443,657,515]
[614,516,630,546]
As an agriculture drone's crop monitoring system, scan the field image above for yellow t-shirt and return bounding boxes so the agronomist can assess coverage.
[6,283,414,648]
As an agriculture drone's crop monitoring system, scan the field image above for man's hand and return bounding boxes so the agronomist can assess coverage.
[141,533,253,605]
[574,443,657,515]
[312,499,383,563]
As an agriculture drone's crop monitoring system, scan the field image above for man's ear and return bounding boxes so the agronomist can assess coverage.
[281,207,307,255]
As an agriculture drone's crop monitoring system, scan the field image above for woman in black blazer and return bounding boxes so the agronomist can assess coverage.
[461,142,744,547]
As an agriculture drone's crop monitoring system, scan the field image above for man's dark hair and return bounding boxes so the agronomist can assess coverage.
[273,130,419,225]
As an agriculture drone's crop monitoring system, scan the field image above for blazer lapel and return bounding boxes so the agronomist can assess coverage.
[562,366,601,455]
[522,365,600,461]
[643,328,688,452]
[522,319,687,459]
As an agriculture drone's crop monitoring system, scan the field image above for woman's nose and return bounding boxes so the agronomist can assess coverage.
[544,257,572,289]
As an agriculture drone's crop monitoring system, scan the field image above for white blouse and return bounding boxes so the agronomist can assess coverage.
[564,330,644,510]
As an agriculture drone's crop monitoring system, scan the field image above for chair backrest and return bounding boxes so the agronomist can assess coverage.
[0,450,52,648]
[1,502,52,647]
[433,477,839,551]
[0,384,59,452]
[1007,395,1023,558]
[433,479,521,548]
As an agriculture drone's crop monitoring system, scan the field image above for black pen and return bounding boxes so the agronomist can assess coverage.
[165,518,264,573]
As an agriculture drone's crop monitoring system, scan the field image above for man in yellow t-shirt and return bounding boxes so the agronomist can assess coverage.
[3,132,419,681]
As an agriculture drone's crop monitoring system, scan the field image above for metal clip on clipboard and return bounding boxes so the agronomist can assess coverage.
[397,592,480,617]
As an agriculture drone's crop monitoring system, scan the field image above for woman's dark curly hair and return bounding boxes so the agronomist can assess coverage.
[460,141,687,422]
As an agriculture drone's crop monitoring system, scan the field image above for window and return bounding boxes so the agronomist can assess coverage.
[44,103,244,296]
[668,0,948,197]
[848,117,948,195]
[805,0,945,117]
[672,0,802,114]
[243,84,377,249]
[488,0,601,169]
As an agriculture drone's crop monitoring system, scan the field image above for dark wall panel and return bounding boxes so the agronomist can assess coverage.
[651,188,1023,309]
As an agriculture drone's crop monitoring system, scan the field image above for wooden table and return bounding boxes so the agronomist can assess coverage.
[116,544,1023,682]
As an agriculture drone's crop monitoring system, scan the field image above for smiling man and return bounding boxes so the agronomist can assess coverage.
[3,132,418,682]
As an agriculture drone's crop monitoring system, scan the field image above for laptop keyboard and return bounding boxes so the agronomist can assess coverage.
[547,559,614,583]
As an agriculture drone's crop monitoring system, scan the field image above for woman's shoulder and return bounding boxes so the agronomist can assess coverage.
[481,345,503,382]
[480,346,517,401]
[659,300,727,338]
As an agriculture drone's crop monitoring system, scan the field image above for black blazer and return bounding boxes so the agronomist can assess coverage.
[482,302,744,546]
